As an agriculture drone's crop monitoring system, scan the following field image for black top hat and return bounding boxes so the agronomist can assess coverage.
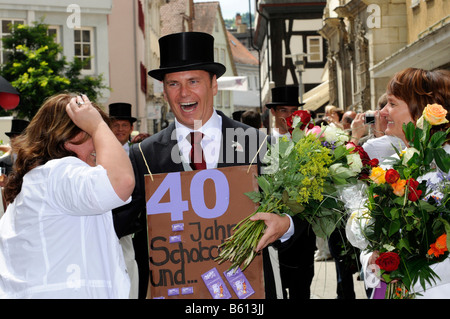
[266,85,305,109]
[6,118,29,137]
[108,103,137,123]
[148,32,226,81]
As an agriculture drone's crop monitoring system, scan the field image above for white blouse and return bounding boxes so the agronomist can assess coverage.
[0,157,131,298]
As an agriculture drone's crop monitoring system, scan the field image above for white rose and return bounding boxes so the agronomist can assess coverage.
[346,153,363,173]
[402,147,419,165]
[323,126,349,145]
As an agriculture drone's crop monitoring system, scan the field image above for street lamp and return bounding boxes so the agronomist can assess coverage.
[287,53,306,109]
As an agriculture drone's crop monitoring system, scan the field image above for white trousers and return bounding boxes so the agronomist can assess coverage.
[119,234,139,299]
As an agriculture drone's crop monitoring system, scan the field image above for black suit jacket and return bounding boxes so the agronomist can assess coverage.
[113,111,309,298]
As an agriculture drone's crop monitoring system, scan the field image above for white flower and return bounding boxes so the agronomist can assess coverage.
[401,147,419,166]
[346,208,371,250]
[346,153,363,173]
[323,125,349,145]
[329,163,357,179]
[416,116,424,129]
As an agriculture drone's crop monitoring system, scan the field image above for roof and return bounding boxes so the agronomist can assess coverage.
[227,31,259,66]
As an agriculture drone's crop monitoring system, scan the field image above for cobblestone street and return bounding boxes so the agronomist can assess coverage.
[310,260,367,299]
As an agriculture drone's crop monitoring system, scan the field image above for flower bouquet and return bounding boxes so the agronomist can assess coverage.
[215,111,374,270]
[350,104,450,298]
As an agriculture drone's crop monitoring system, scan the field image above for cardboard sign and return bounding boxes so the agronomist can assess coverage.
[145,165,265,299]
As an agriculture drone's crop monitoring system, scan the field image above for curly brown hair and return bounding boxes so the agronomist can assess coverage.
[4,93,109,203]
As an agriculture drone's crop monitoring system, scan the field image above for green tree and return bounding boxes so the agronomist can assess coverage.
[0,20,109,119]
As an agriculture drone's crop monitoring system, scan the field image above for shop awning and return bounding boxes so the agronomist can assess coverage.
[302,80,329,111]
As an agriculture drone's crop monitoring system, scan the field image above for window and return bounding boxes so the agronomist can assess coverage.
[74,28,94,72]
[0,19,25,64]
[306,36,323,63]
[140,62,147,94]
[48,26,60,43]
[138,0,145,36]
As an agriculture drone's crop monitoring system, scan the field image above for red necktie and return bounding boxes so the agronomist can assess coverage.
[189,132,206,170]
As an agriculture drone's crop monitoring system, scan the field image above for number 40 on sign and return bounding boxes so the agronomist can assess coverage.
[146,170,230,221]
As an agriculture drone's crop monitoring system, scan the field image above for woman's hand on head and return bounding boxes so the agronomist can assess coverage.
[66,95,104,136]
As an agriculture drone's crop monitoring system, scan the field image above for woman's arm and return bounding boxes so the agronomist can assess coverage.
[66,95,135,201]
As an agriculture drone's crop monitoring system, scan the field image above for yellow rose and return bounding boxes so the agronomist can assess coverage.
[422,104,449,126]
[369,166,386,184]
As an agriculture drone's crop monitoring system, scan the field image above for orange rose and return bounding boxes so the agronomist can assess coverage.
[428,234,448,257]
[422,104,449,126]
[391,179,407,197]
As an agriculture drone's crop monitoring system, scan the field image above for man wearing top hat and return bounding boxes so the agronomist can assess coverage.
[109,103,137,154]
[0,119,29,213]
[0,119,29,175]
[108,102,140,299]
[266,85,316,299]
[266,85,304,141]
[112,31,309,299]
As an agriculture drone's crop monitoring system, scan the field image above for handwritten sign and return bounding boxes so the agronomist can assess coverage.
[145,165,265,299]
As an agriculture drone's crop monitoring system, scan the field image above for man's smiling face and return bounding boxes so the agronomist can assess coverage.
[163,70,217,129]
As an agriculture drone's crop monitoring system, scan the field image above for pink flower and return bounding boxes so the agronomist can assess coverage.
[306,125,323,138]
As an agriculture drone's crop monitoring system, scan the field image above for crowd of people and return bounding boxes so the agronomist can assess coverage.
[0,30,448,300]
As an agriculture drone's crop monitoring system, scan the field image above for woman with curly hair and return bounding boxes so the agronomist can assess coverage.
[0,93,135,298]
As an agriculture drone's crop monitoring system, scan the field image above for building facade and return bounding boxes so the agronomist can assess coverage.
[253,0,328,127]
[321,0,450,112]
[0,0,112,101]
[108,0,166,135]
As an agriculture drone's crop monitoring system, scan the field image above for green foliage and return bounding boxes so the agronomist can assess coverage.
[0,20,109,119]
[216,119,365,270]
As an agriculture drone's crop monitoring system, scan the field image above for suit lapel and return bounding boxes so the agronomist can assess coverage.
[153,122,185,173]
[217,111,242,168]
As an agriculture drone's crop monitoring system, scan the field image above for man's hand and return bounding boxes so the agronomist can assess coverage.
[250,213,290,252]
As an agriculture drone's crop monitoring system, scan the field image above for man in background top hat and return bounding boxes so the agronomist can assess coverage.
[0,119,29,175]
[109,103,137,155]
[266,85,304,141]
[266,85,316,299]
[0,119,29,213]
[108,102,140,299]
[112,31,306,299]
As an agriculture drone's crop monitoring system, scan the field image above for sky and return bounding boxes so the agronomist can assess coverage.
[197,0,255,20]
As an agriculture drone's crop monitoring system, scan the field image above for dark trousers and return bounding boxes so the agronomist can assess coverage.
[132,229,149,299]
[328,230,356,299]
[278,229,316,299]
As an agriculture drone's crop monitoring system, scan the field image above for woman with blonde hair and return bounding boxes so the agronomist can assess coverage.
[0,93,135,298]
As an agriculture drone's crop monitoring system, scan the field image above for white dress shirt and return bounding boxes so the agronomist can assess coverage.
[175,110,222,169]
[271,128,291,142]
[0,157,131,298]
